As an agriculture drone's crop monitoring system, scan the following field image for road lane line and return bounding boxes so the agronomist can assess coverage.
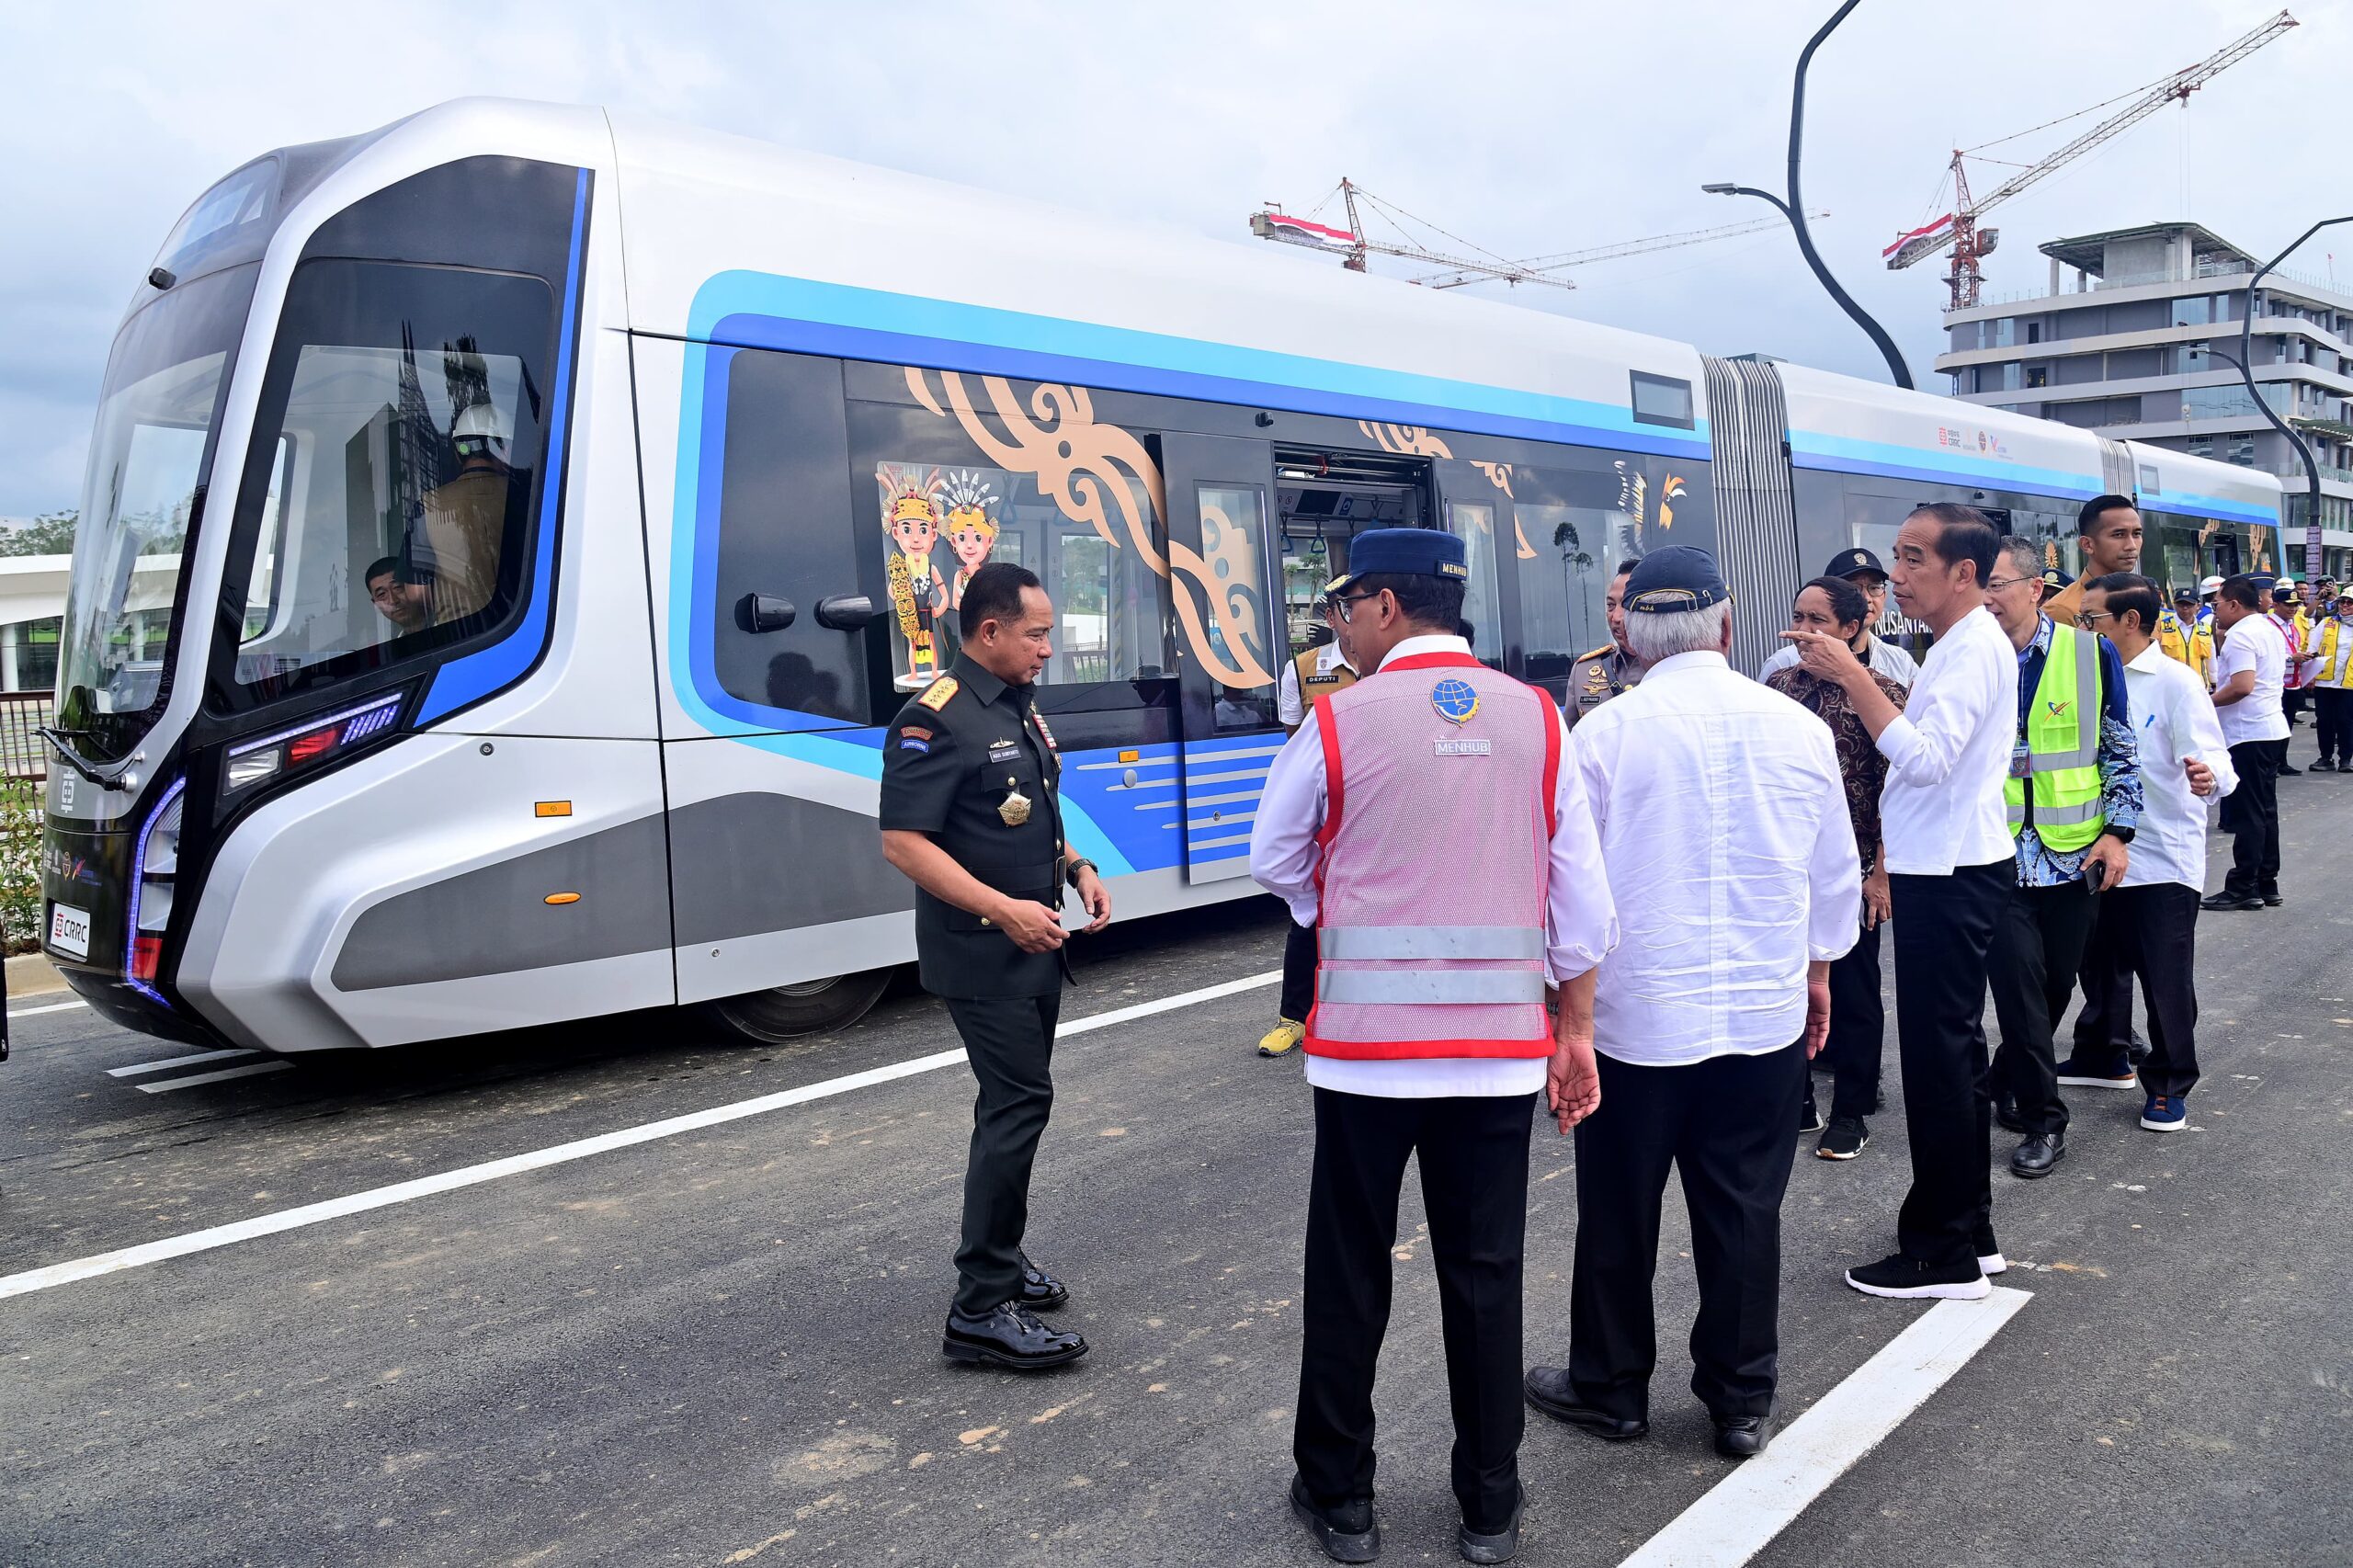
[135,1061,294,1093]
[8,999,87,1018]
[1617,1286,2033,1568]
[108,1048,262,1078]
[0,968,1279,1303]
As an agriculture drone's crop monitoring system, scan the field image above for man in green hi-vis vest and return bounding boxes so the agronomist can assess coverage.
[1981,538,2143,1182]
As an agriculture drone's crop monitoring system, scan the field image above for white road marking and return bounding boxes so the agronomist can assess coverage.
[8,998,87,1018]
[107,1048,262,1078]
[0,969,1280,1303]
[1617,1287,2033,1568]
[135,1061,294,1094]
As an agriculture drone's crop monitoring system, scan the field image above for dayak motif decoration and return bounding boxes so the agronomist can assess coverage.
[1358,422,1454,459]
[939,469,1001,610]
[876,463,950,690]
[903,367,1275,688]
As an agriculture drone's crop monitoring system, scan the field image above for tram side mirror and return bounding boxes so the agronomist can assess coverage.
[736,593,796,633]
[813,594,886,631]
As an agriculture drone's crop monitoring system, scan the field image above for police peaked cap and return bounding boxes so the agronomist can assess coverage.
[1325,528,1471,593]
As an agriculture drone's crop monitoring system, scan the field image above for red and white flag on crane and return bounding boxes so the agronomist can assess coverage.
[1882,213,1957,259]
[1257,211,1358,248]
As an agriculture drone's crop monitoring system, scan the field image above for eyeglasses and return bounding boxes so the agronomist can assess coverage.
[1333,590,1383,624]
[2077,609,2113,625]
[1984,576,2036,591]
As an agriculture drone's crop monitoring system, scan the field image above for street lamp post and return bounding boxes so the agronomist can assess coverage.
[1702,0,1915,391]
[2238,216,2353,574]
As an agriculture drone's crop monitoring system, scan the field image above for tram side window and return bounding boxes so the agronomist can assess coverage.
[848,388,1176,694]
[224,259,554,699]
[1514,450,1702,681]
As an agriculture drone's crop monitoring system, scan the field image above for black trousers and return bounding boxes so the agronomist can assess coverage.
[1565,1045,1804,1424]
[943,992,1063,1315]
[1296,1088,1532,1529]
[1824,914,1885,1120]
[2222,739,2283,899]
[1890,859,2010,1268]
[2283,685,2308,725]
[2076,883,2202,1097]
[2315,687,2352,764]
[1279,915,1317,1022]
[1988,879,2097,1137]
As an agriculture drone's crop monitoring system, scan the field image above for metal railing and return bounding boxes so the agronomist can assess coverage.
[0,691,53,782]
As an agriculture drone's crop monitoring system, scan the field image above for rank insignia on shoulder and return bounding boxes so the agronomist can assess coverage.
[916,676,959,711]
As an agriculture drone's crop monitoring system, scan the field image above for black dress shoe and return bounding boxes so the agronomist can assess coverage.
[1290,1474,1380,1563]
[1522,1366,1647,1439]
[1017,1252,1068,1312]
[2200,891,2265,911]
[2279,762,2303,777]
[2261,890,2285,907]
[1994,1095,2026,1133]
[2010,1131,2065,1179]
[1713,1399,1779,1459]
[942,1301,1087,1370]
[1459,1485,1523,1564]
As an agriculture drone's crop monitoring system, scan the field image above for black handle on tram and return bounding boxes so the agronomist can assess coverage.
[735,593,797,633]
[813,595,887,631]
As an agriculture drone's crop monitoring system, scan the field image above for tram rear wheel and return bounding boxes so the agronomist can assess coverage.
[704,969,893,1043]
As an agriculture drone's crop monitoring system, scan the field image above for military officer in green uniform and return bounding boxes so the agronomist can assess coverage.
[879,561,1112,1372]
[1567,555,1643,728]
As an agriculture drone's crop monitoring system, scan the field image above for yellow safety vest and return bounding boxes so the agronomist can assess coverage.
[2310,617,2353,689]
[2005,625,2106,852]
[2156,609,2213,690]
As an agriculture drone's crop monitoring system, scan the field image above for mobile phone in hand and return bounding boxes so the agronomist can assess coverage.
[2086,858,2109,894]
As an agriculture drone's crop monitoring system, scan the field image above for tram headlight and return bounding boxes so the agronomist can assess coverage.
[222,690,405,797]
[127,777,187,1000]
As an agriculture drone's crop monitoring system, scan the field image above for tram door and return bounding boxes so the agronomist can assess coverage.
[1159,433,1286,884]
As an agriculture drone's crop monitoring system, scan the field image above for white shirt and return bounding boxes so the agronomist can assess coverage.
[1569,650,1859,1067]
[1757,633,1918,687]
[1275,642,1357,727]
[2213,611,2290,744]
[2120,643,2238,892]
[1875,605,2018,876]
[1249,633,1619,1098]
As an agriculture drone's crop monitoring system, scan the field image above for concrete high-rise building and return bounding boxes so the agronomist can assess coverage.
[1935,221,2353,580]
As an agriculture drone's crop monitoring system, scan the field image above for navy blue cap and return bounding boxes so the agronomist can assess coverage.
[2040,565,2075,590]
[1326,528,1470,593]
[1622,545,1730,615]
[1825,546,1887,581]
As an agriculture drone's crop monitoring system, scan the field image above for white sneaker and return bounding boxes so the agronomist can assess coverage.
[1978,1252,2007,1277]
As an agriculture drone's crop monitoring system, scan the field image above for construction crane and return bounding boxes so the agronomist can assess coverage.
[1250,178,1828,291]
[1885,9,2297,309]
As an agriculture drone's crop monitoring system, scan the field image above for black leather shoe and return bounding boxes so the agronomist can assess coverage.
[1459,1485,1523,1564]
[2261,890,2285,907]
[2279,762,2303,777]
[1290,1474,1380,1563]
[1713,1399,1779,1459]
[1522,1366,1647,1440]
[1994,1095,2026,1133]
[942,1301,1086,1370]
[1017,1252,1068,1312]
[2010,1131,2066,1179]
[2201,891,2265,911]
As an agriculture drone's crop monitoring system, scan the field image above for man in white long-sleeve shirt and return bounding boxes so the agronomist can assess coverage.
[1248,528,1616,1566]
[2069,574,2236,1132]
[1521,547,1857,1465]
[1787,503,2018,1301]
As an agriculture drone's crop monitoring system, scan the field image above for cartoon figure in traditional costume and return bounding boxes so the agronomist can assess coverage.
[878,465,951,689]
[939,469,1001,611]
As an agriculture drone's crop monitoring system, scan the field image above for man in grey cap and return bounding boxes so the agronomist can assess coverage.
[1526,545,1857,1462]
[1757,547,1918,687]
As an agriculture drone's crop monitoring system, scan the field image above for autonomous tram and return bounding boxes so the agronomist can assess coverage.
[38,97,2286,1056]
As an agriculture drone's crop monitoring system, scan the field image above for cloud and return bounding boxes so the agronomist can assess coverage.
[0,0,2334,516]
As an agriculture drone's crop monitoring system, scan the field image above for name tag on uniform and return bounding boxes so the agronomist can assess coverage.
[1435,738,1493,756]
[2009,744,2031,780]
[988,741,1021,763]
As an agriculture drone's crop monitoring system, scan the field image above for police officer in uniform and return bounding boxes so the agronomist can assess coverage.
[1253,584,1362,1059]
[879,561,1112,1371]
[1567,555,1643,727]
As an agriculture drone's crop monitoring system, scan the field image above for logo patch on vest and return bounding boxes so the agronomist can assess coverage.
[2044,699,2072,718]
[1430,677,1480,726]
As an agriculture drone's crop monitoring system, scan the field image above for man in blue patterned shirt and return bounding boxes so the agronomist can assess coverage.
[1981,538,2143,1180]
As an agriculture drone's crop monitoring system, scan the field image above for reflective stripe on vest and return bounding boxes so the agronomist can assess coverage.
[2004,625,2106,850]
[1318,925,1547,961]
[1317,969,1550,1006]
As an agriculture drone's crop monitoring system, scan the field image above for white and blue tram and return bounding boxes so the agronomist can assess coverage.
[40,98,2285,1052]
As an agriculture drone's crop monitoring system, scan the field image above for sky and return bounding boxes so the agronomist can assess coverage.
[0,0,2342,517]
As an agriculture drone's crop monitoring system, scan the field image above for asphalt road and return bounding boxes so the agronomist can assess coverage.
[3,763,2351,1567]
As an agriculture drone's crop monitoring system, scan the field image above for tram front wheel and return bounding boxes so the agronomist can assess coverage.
[704,969,893,1043]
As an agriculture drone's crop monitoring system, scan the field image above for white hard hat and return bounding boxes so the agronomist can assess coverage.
[450,401,511,464]
[2276,575,2299,588]
[2199,575,2224,595]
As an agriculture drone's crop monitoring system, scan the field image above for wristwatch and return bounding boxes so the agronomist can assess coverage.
[1066,857,1098,888]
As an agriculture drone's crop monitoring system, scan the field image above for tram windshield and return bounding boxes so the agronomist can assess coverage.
[55,263,258,762]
